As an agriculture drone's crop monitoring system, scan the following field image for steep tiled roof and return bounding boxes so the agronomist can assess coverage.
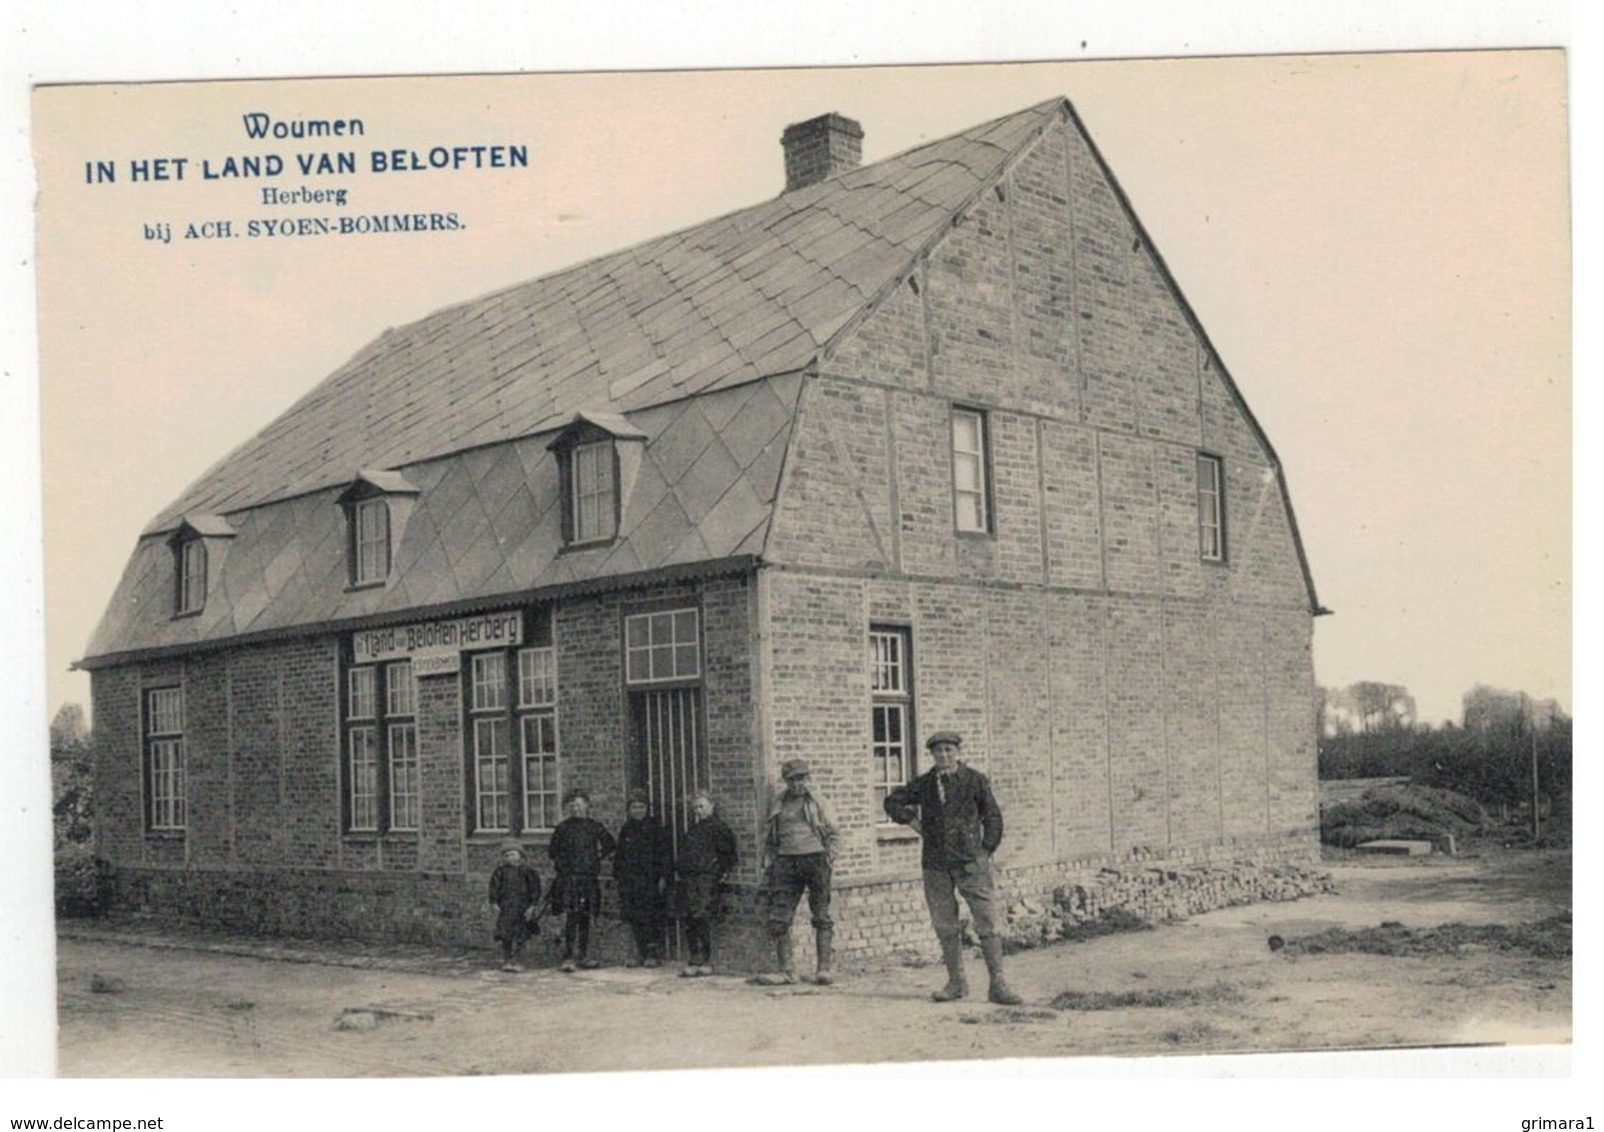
[145,99,1064,533]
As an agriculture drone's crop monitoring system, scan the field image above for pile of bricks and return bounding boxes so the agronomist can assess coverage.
[1001,860,1337,949]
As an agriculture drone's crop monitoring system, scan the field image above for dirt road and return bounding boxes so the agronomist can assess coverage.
[56,847,1570,1076]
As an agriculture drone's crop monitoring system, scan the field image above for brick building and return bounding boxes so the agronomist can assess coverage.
[82,99,1324,965]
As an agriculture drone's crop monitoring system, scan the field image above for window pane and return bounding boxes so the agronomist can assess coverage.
[472,653,506,711]
[148,688,183,734]
[475,717,510,830]
[355,499,390,582]
[953,411,980,452]
[1197,455,1224,561]
[386,661,415,716]
[956,492,985,532]
[348,667,376,719]
[625,609,700,684]
[519,647,555,707]
[389,722,419,830]
[350,726,378,830]
[179,540,207,612]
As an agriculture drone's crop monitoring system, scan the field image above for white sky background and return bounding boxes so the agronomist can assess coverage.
[34,54,1569,727]
[2,0,1590,1115]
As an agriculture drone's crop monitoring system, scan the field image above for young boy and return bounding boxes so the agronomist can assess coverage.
[488,840,542,973]
[547,788,616,972]
[676,791,738,977]
[613,790,673,967]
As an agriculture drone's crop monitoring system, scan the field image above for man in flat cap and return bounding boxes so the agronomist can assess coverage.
[884,731,1022,1005]
[755,758,840,986]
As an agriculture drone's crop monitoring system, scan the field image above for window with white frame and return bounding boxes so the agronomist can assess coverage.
[624,609,700,685]
[951,407,991,534]
[466,639,562,835]
[869,626,914,812]
[519,646,561,831]
[175,537,207,615]
[569,440,617,544]
[386,661,420,831]
[470,652,512,832]
[145,687,186,831]
[1197,453,1226,563]
[352,497,392,585]
[342,660,417,834]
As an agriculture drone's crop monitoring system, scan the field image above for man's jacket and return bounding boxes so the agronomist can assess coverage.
[764,788,839,864]
[883,762,1004,871]
[678,815,739,878]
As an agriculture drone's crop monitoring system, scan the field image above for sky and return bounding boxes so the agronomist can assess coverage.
[32,52,1569,728]
[2,0,1585,1102]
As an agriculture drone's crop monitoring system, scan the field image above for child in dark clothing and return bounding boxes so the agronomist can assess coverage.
[613,790,674,967]
[548,788,617,972]
[676,791,738,977]
[488,840,542,973]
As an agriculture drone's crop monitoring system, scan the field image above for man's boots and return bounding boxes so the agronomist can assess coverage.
[931,936,968,1002]
[811,928,835,985]
[980,936,1023,1006]
[754,933,798,985]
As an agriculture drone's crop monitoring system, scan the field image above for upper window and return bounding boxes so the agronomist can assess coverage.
[167,514,233,616]
[352,497,392,585]
[338,471,417,589]
[547,410,644,549]
[569,439,618,545]
[175,537,207,615]
[1197,453,1226,562]
[144,687,186,832]
[951,407,991,534]
[625,609,701,685]
[869,626,915,813]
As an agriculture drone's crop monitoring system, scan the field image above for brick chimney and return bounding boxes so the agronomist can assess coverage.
[781,113,864,192]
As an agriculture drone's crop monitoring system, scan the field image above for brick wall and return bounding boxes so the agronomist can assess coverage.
[755,112,1319,957]
[89,573,765,958]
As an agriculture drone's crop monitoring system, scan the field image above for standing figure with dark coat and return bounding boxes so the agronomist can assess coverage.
[488,840,543,973]
[614,790,674,967]
[883,730,1022,1005]
[675,790,739,977]
[548,788,617,972]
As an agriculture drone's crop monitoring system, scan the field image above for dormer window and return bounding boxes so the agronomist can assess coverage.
[353,498,392,584]
[547,410,646,550]
[167,514,234,617]
[571,440,617,544]
[177,538,207,614]
[338,470,420,589]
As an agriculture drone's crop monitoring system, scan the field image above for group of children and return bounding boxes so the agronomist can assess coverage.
[488,787,739,976]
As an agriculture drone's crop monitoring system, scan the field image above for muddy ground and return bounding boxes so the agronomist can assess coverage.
[55,846,1570,1077]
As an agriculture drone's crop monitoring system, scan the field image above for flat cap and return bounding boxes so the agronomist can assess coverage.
[562,787,591,805]
[781,758,811,780]
[925,730,963,750]
[499,838,525,853]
